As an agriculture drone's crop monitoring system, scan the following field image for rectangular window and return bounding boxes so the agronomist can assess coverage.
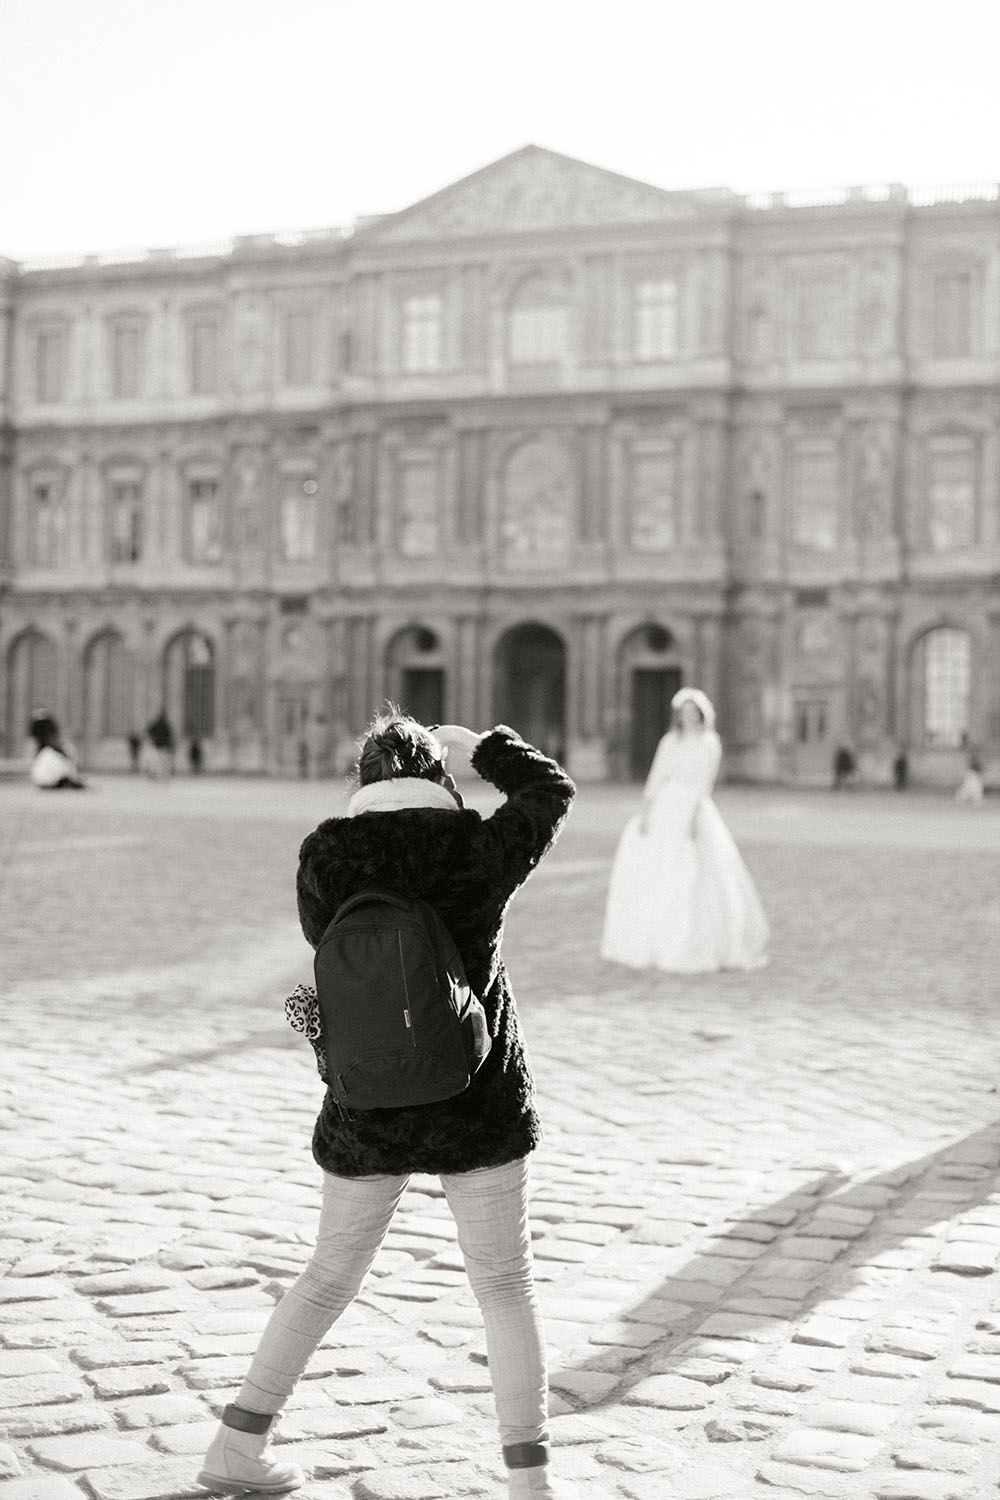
[280,475,319,562]
[283,310,314,386]
[110,479,143,564]
[927,438,976,549]
[188,477,223,563]
[30,478,65,566]
[402,294,443,373]
[790,440,838,550]
[509,304,567,364]
[628,443,677,551]
[924,629,971,747]
[633,280,678,361]
[795,274,844,359]
[189,317,220,395]
[932,271,972,358]
[110,320,144,399]
[35,326,67,404]
[398,454,439,557]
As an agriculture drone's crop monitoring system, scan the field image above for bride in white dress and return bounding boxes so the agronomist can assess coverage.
[601,688,769,973]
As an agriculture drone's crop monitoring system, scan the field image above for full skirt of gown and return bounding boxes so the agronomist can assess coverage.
[600,784,769,973]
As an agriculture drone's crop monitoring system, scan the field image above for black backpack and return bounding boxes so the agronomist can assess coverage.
[313,889,491,1111]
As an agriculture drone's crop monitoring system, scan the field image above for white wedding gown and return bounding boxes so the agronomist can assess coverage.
[601,729,769,973]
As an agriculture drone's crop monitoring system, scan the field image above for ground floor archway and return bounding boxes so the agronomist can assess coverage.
[619,624,683,780]
[163,630,216,743]
[6,630,58,755]
[493,622,566,761]
[386,626,447,727]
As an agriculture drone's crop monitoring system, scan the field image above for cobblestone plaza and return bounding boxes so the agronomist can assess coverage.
[1,777,1000,1499]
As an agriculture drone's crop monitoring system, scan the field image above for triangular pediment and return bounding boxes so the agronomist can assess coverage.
[363,146,719,243]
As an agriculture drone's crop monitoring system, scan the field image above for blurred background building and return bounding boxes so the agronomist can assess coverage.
[1,146,997,782]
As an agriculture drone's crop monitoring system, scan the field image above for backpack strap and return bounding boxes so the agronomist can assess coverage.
[333,889,412,922]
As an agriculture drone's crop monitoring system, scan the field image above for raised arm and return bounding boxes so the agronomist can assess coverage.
[467,726,576,896]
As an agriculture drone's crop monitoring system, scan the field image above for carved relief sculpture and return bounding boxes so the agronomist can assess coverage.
[500,438,573,567]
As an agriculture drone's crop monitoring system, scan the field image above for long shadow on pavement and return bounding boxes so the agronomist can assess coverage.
[554,1119,1000,1407]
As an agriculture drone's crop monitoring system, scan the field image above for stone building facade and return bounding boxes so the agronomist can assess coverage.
[1,146,998,782]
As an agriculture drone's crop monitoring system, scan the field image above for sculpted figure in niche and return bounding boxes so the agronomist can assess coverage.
[234,455,263,548]
[746,445,770,539]
[857,677,883,738]
[857,433,893,541]
[745,263,772,358]
[331,442,355,543]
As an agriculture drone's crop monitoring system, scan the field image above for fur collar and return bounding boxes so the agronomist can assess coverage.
[347,778,461,817]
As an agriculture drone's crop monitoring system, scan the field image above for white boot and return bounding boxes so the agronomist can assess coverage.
[197,1405,304,1494]
[504,1441,580,1500]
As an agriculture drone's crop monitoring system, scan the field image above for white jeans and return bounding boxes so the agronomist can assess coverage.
[237,1155,548,1449]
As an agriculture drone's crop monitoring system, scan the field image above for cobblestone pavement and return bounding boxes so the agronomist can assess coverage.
[2,775,1000,1500]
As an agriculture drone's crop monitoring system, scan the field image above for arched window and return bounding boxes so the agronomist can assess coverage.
[508,276,568,365]
[85,633,134,739]
[186,467,223,563]
[920,627,971,748]
[164,630,216,739]
[6,631,58,754]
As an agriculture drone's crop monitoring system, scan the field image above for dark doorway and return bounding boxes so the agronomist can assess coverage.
[494,623,566,760]
[164,632,216,740]
[630,666,682,779]
[401,667,445,728]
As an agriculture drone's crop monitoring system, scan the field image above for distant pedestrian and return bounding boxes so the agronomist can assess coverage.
[601,687,769,973]
[196,712,579,1500]
[188,738,204,774]
[27,707,86,789]
[893,747,908,792]
[955,748,985,805]
[126,732,142,773]
[833,743,856,790]
[146,710,175,780]
[28,708,62,754]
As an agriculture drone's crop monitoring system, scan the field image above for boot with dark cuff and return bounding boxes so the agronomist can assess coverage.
[197,1404,304,1494]
[503,1440,579,1499]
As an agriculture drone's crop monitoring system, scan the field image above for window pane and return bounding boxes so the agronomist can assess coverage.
[629,444,676,550]
[280,477,318,561]
[932,272,972,357]
[111,323,142,398]
[35,328,66,403]
[634,280,678,361]
[398,456,438,557]
[190,319,219,394]
[31,480,65,566]
[924,629,971,747]
[402,295,443,373]
[928,441,976,549]
[284,311,314,386]
[110,481,143,563]
[189,478,222,563]
[791,442,838,550]
[509,304,566,364]
[796,276,843,359]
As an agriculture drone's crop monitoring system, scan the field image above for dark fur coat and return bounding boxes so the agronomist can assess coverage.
[296,727,576,1177]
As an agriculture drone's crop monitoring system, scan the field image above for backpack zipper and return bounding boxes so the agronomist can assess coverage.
[397,932,417,1047]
